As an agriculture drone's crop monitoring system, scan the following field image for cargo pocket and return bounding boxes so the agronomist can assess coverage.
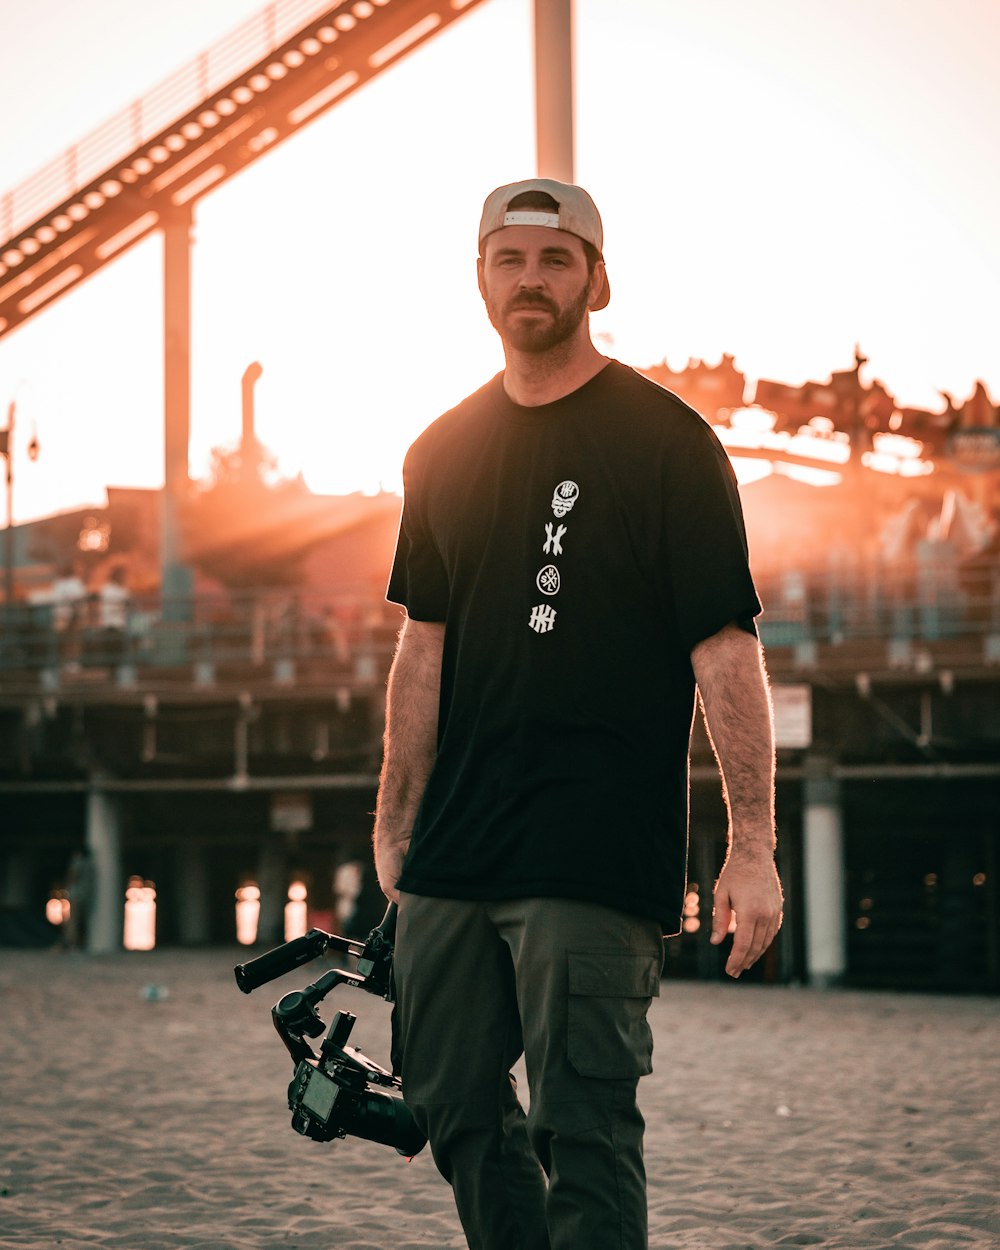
[566,951,661,1079]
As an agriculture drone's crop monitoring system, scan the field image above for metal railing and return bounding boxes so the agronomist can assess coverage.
[753,555,1000,650]
[1,0,343,244]
[1,558,998,689]
[0,587,403,688]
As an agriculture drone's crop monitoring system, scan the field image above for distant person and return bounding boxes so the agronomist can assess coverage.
[50,563,87,632]
[49,562,87,668]
[373,179,783,1250]
[96,566,130,663]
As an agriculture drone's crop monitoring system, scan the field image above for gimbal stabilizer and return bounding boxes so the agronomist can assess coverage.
[234,901,426,1157]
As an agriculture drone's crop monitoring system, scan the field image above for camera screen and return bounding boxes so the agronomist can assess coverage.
[300,1068,338,1123]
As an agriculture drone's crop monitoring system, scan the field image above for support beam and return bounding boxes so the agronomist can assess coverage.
[161,208,194,620]
[803,764,847,986]
[86,787,123,953]
[256,840,286,948]
[533,0,575,182]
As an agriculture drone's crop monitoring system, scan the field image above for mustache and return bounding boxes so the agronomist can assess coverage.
[505,292,557,315]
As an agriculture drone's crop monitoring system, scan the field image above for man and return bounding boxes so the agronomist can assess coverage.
[374,178,783,1250]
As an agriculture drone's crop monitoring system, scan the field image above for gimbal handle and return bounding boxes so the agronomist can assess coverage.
[234,901,398,995]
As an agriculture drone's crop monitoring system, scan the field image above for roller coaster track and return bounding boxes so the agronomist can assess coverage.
[0,0,487,339]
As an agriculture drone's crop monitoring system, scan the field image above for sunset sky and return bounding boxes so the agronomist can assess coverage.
[1,0,998,523]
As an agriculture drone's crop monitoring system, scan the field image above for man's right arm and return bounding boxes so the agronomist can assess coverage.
[373,616,445,901]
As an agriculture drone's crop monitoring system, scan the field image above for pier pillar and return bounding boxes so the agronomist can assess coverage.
[534,0,575,182]
[175,842,211,945]
[256,842,286,947]
[161,206,194,620]
[803,762,847,986]
[86,787,123,953]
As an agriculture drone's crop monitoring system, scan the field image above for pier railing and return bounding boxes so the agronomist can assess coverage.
[1,557,999,692]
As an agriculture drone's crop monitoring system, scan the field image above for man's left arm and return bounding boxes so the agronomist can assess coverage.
[691,621,784,978]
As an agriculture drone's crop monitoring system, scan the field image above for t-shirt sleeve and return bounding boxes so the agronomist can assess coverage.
[386,444,450,621]
[661,422,761,651]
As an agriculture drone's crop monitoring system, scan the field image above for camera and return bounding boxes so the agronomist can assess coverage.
[235,902,426,1158]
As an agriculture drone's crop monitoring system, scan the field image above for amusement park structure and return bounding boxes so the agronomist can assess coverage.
[0,0,997,993]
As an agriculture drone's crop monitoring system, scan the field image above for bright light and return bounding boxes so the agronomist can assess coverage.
[787,417,852,464]
[717,411,851,469]
[46,892,70,925]
[123,876,156,950]
[862,450,934,477]
[681,886,701,933]
[776,462,843,487]
[235,882,261,945]
[730,458,774,486]
[284,880,308,941]
[873,431,925,459]
[728,407,779,433]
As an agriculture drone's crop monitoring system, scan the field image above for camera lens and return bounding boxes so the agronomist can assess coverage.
[339,1085,426,1156]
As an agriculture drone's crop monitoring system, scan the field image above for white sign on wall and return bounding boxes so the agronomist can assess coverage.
[772,684,813,749]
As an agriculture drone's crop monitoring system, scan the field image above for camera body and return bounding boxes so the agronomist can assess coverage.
[284,1007,426,1156]
[235,903,426,1158]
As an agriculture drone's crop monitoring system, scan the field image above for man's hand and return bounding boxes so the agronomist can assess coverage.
[375,839,407,904]
[710,851,784,977]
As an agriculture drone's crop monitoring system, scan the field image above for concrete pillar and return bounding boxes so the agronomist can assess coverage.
[161,207,194,620]
[256,841,286,948]
[86,788,123,953]
[803,765,846,986]
[533,0,575,182]
[175,842,211,945]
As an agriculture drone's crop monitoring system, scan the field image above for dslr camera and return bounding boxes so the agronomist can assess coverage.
[234,902,426,1158]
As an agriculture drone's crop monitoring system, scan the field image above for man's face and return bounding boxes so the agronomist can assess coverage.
[478,226,601,354]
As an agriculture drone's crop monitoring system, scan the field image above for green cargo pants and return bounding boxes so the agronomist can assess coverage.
[394,894,664,1250]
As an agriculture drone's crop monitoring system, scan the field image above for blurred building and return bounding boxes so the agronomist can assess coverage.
[1,356,998,993]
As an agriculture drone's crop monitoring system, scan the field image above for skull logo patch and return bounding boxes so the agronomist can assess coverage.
[551,481,580,518]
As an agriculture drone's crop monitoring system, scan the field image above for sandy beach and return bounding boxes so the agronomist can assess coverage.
[0,947,996,1250]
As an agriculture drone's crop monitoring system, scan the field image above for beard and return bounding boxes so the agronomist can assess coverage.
[484,280,591,354]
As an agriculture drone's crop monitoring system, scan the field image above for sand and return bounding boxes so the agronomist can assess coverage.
[0,948,997,1250]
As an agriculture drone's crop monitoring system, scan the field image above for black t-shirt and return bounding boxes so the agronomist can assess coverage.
[387,361,761,932]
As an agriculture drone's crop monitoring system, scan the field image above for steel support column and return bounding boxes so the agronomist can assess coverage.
[86,786,123,954]
[803,762,847,986]
[534,0,575,182]
[175,841,211,945]
[162,208,194,619]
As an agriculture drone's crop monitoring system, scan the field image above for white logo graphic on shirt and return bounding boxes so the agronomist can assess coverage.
[543,523,566,556]
[529,603,557,633]
[551,481,580,517]
[536,565,561,595]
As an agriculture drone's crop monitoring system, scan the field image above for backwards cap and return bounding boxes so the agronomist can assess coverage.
[478,178,610,310]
